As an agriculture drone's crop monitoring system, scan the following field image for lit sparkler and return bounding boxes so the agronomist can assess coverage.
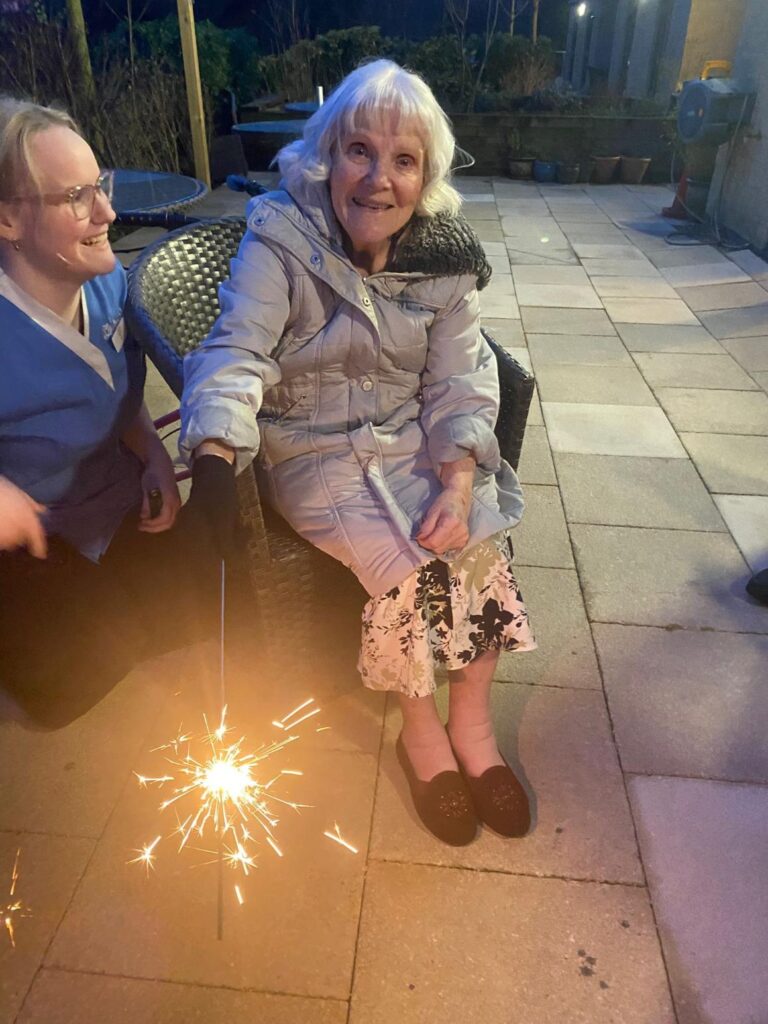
[3,849,30,949]
[132,702,316,879]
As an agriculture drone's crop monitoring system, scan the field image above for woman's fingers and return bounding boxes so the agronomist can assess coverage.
[25,516,48,559]
[419,512,468,554]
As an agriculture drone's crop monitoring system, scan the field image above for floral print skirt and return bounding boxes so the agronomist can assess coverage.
[358,532,536,698]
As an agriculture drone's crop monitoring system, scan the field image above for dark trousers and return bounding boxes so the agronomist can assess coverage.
[0,508,213,729]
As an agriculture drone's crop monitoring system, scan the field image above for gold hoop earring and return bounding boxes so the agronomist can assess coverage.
[11,239,22,252]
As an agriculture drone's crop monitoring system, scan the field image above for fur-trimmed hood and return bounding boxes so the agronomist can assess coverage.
[250,177,492,291]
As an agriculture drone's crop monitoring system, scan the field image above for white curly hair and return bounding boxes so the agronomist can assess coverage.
[276,59,463,217]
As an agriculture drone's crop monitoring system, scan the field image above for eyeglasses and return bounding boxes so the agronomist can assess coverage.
[11,171,115,221]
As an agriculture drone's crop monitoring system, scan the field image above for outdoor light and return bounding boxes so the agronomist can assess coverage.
[576,2,587,15]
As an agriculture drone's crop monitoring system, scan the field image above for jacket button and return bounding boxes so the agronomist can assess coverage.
[362,296,371,306]
[361,379,374,392]
[310,253,321,265]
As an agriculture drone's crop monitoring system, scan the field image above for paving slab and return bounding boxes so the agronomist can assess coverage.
[496,566,602,689]
[503,346,532,373]
[681,432,768,494]
[594,625,768,779]
[543,402,686,458]
[0,658,175,836]
[648,246,731,269]
[570,524,767,633]
[0,833,94,1023]
[514,283,602,308]
[591,275,678,299]
[512,265,590,285]
[534,364,656,406]
[603,297,700,326]
[472,223,504,242]
[659,262,751,288]
[480,282,520,319]
[480,317,525,347]
[370,685,640,881]
[46,748,376,998]
[517,424,556,485]
[676,281,768,312]
[656,387,768,434]
[629,776,768,1024]
[527,333,633,366]
[726,248,768,277]
[752,371,768,392]
[548,208,613,223]
[350,863,673,1024]
[465,208,502,222]
[720,335,768,371]
[580,258,660,278]
[560,227,631,246]
[698,302,768,339]
[712,494,768,572]
[506,244,578,266]
[554,454,726,531]
[481,241,508,256]
[616,323,724,354]
[634,351,759,390]
[521,307,616,335]
[512,485,574,569]
[573,243,648,261]
[527,387,544,425]
[485,254,512,275]
[17,970,347,1024]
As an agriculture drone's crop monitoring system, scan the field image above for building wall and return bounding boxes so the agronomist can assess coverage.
[653,0,693,101]
[679,0,747,84]
[715,0,768,252]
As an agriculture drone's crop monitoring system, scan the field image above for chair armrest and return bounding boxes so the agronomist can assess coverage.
[482,328,535,472]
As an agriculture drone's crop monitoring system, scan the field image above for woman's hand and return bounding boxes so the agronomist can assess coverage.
[0,476,47,558]
[138,446,181,533]
[416,488,470,556]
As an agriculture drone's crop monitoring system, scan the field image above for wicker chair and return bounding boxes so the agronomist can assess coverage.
[126,217,535,676]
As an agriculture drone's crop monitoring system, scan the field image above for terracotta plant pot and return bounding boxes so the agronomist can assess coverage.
[590,155,620,184]
[620,156,652,185]
[508,157,535,180]
[556,162,580,185]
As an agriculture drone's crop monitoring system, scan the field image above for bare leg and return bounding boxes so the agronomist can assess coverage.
[446,650,504,777]
[397,692,458,781]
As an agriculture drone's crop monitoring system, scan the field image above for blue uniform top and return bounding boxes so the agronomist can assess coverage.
[0,263,145,561]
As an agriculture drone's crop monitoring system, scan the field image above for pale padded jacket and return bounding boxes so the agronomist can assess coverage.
[180,178,525,596]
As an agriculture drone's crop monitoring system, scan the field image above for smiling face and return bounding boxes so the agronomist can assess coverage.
[329,117,425,273]
[3,125,116,286]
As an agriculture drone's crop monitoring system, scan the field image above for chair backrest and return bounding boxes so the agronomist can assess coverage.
[126,217,247,396]
[126,217,534,468]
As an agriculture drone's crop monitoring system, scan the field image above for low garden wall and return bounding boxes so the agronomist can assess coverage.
[451,113,676,182]
[234,110,676,183]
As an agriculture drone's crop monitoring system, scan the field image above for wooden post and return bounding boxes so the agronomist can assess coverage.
[177,0,211,187]
[66,0,95,101]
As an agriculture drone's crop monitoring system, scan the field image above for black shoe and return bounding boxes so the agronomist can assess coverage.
[456,756,531,838]
[746,569,768,606]
[395,734,477,846]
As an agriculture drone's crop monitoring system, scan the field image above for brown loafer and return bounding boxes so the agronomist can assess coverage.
[459,757,531,838]
[396,735,477,846]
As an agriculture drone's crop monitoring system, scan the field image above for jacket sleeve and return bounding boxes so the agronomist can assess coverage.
[179,230,289,473]
[420,274,501,473]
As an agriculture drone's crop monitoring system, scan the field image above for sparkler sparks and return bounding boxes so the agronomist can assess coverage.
[3,849,30,949]
[132,702,316,879]
[323,823,358,855]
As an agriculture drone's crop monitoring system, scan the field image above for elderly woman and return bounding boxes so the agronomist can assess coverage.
[0,98,201,728]
[181,60,536,845]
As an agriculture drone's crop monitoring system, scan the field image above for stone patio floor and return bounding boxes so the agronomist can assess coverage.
[2,177,767,1024]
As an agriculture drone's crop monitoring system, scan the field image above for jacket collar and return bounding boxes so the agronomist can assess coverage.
[249,178,492,291]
